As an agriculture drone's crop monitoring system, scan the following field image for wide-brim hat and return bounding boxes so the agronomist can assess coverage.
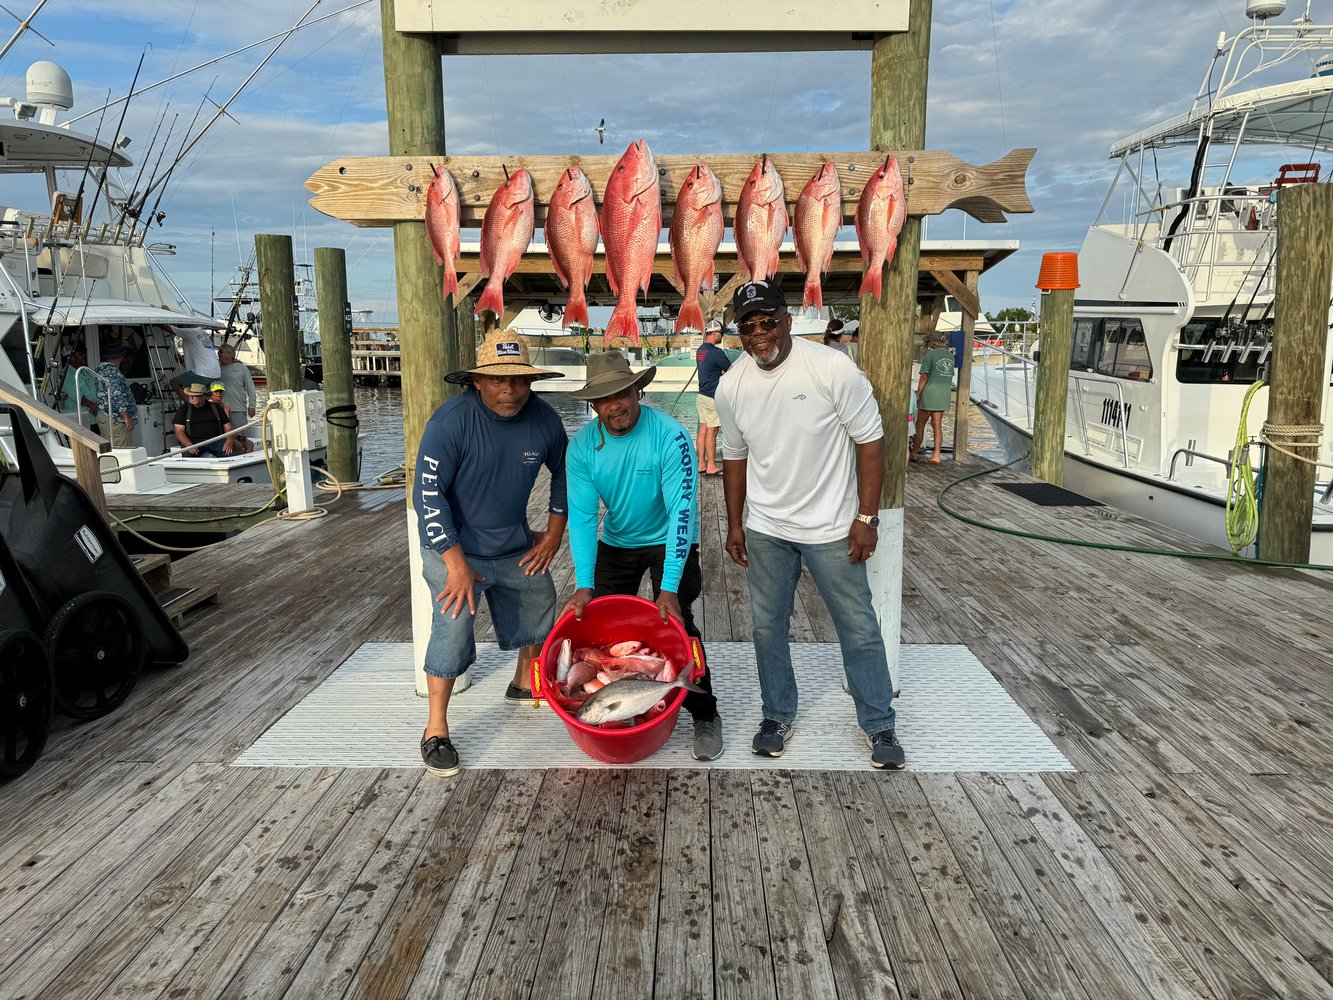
[444,330,562,385]
[566,350,655,400]
[185,383,209,395]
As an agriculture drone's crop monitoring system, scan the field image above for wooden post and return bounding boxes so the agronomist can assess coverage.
[382,0,457,480]
[1257,183,1333,563]
[952,269,979,459]
[315,247,358,483]
[861,0,931,696]
[255,234,301,393]
[1031,286,1076,485]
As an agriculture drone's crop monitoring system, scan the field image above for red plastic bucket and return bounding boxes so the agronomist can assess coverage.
[533,595,704,764]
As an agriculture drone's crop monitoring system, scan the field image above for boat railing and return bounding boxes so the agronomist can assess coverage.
[1069,373,1131,468]
[1168,447,1237,481]
[73,365,114,429]
[972,339,1036,424]
[0,380,110,519]
[0,255,39,392]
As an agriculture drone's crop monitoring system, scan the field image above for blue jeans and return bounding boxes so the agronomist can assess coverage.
[190,440,226,457]
[419,545,556,680]
[745,528,897,735]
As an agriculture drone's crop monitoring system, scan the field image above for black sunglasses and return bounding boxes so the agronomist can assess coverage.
[737,315,783,336]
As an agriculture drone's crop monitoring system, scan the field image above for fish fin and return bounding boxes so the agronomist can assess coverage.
[549,246,570,290]
[859,258,884,302]
[676,297,706,334]
[427,234,445,267]
[803,275,822,312]
[476,277,504,318]
[678,677,707,695]
[795,241,808,273]
[883,234,900,270]
[563,292,589,329]
[704,261,715,289]
[604,299,640,346]
[441,266,458,303]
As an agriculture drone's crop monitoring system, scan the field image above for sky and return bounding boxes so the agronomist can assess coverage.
[0,0,1315,325]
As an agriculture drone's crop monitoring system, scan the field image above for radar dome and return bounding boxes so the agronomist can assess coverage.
[1246,1,1287,19]
[26,61,73,109]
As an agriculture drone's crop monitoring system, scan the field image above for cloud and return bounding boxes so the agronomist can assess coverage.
[0,0,1312,322]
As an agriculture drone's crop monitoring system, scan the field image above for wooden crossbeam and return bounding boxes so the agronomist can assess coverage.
[307,149,1035,229]
[929,269,980,318]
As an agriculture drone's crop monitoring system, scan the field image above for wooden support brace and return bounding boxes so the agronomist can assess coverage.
[307,148,1036,229]
[454,272,484,302]
[928,269,979,319]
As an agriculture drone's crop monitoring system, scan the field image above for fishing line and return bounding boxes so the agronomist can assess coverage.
[987,0,1008,151]
[481,55,502,155]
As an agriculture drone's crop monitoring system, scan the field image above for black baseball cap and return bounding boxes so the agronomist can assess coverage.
[732,280,787,322]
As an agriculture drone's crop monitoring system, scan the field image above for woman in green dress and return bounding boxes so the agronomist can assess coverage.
[911,332,955,463]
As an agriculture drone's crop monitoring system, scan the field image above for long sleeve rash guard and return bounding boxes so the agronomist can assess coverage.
[566,405,699,593]
[413,389,568,559]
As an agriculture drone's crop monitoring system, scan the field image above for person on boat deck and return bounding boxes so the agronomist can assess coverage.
[166,323,222,402]
[57,347,99,423]
[694,319,731,476]
[216,343,258,420]
[173,382,234,457]
[911,331,955,465]
[714,279,905,770]
[209,382,255,454]
[96,344,138,449]
[558,352,724,761]
[414,332,568,778]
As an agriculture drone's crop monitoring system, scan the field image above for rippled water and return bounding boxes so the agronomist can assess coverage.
[271,384,1003,477]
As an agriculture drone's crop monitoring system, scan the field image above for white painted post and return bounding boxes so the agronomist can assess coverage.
[865,508,903,695]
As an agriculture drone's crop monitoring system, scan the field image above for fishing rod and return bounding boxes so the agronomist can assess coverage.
[128,98,202,240]
[68,87,112,227]
[136,97,207,240]
[133,0,330,209]
[82,43,149,236]
[63,0,374,127]
[117,106,171,227]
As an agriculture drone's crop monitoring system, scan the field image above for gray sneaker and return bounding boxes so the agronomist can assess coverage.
[751,719,794,758]
[692,716,725,761]
[421,735,460,777]
[867,729,906,770]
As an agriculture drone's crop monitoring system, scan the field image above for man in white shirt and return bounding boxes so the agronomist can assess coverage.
[167,324,222,402]
[714,280,904,770]
[216,344,258,421]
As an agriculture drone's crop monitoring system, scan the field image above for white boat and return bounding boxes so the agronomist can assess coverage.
[0,61,296,493]
[971,0,1333,561]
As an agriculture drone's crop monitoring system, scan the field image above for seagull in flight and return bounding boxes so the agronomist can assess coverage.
[596,118,605,145]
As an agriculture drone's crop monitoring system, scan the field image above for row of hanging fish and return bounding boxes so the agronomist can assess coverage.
[423,141,907,345]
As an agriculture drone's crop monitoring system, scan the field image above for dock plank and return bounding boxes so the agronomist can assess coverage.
[654,769,713,1000]
[710,771,776,1000]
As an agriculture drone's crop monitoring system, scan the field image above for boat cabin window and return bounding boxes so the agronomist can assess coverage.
[98,326,154,379]
[1091,318,1153,381]
[1175,319,1268,385]
[1071,319,1096,369]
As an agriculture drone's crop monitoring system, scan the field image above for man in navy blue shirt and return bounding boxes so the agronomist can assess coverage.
[414,332,568,777]
[694,320,731,476]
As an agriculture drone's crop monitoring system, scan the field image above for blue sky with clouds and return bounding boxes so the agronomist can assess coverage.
[0,0,1318,324]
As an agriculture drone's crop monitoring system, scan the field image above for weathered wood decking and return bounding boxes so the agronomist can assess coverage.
[3,459,1333,1000]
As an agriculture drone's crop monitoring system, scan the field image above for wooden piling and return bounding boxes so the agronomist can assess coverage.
[1031,287,1075,485]
[952,269,979,459]
[863,0,932,508]
[381,0,458,477]
[254,234,301,393]
[315,247,358,483]
[1257,183,1333,563]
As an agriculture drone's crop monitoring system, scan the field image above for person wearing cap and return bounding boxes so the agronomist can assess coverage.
[714,280,905,770]
[217,343,258,421]
[912,331,955,464]
[209,381,255,454]
[173,382,234,457]
[694,320,731,476]
[415,332,569,778]
[822,318,849,355]
[558,352,723,760]
[95,344,138,448]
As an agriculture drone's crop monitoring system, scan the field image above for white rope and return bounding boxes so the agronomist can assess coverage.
[1261,421,1333,470]
[99,402,278,474]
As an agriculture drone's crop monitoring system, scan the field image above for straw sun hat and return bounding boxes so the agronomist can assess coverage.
[444,331,562,385]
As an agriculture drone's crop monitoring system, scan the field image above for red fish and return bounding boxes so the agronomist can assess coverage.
[546,165,599,329]
[855,156,907,302]
[477,168,535,319]
[735,154,788,283]
[601,139,661,346]
[794,163,842,312]
[669,163,724,334]
[608,640,643,657]
[425,164,461,303]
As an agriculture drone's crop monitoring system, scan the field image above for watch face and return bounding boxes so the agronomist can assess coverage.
[869,516,880,529]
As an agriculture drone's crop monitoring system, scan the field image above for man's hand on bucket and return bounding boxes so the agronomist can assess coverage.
[560,587,594,621]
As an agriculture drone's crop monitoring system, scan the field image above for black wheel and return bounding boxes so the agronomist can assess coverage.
[0,629,53,781]
[45,592,144,721]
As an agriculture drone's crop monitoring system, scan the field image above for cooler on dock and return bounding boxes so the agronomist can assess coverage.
[0,531,53,780]
[534,595,704,765]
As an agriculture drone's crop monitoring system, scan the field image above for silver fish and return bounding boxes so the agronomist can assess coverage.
[556,638,573,684]
[575,673,706,726]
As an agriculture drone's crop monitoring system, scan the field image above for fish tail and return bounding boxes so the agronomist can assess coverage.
[563,290,590,329]
[802,274,823,312]
[675,295,706,334]
[441,264,458,303]
[678,676,707,695]
[859,254,884,301]
[604,299,641,346]
[476,277,504,318]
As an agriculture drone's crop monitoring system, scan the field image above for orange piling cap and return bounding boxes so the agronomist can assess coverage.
[1036,252,1080,291]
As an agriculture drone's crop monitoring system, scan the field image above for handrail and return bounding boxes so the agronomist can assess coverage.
[0,255,40,393]
[1168,447,1237,481]
[73,364,112,429]
[0,380,110,453]
[1069,373,1132,468]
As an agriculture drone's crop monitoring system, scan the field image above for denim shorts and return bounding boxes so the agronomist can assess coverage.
[419,544,557,679]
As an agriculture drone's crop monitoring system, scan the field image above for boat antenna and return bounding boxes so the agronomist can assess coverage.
[0,0,52,64]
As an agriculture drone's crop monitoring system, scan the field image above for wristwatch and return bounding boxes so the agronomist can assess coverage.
[854,513,880,529]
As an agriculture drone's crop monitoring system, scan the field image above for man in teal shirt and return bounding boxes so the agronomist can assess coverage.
[560,352,723,760]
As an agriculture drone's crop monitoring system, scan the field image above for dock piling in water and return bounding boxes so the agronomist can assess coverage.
[255,234,301,393]
[315,246,358,484]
